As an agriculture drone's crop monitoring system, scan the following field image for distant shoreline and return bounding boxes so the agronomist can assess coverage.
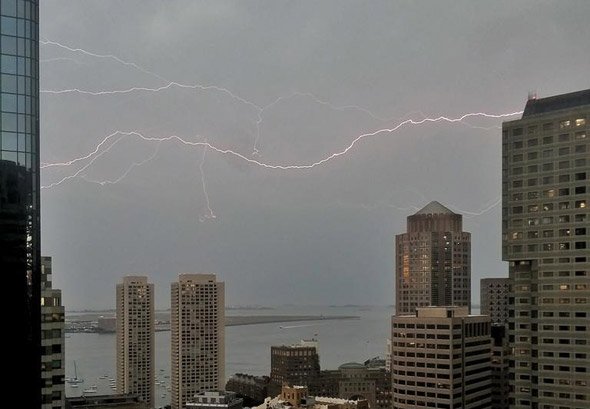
[65,314,360,333]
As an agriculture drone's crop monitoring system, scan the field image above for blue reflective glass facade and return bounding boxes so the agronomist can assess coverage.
[0,1,40,407]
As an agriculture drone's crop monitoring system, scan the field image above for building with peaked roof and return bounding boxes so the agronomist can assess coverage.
[395,201,471,314]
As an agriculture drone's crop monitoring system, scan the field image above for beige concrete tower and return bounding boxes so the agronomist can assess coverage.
[171,274,225,409]
[391,306,492,409]
[395,201,471,315]
[502,89,589,409]
[41,256,65,409]
[116,276,155,408]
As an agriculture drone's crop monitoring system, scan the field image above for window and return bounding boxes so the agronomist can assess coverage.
[543,136,554,144]
[542,163,554,171]
[559,120,571,129]
[575,144,587,153]
[558,133,570,142]
[559,174,570,182]
[542,149,553,158]
[575,172,587,180]
[559,147,570,155]
[513,154,523,162]
[513,141,523,149]
[543,189,556,198]
[575,118,586,127]
[542,176,554,184]
[543,123,553,131]
[575,200,587,209]
[528,152,538,160]
[528,138,538,146]
[543,203,554,211]
[575,131,586,140]
[558,188,569,196]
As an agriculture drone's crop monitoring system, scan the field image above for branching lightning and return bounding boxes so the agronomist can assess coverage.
[198,144,216,222]
[79,141,162,186]
[42,110,521,182]
[41,38,521,220]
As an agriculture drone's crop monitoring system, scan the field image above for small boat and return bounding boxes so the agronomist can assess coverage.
[67,361,84,385]
[83,386,98,394]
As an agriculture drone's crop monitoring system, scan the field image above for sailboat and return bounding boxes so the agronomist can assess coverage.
[67,361,84,385]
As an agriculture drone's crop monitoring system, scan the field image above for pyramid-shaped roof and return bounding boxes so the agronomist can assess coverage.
[415,201,455,215]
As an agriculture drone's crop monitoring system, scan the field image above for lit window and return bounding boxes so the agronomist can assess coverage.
[559,120,571,129]
[576,200,587,209]
[575,118,586,127]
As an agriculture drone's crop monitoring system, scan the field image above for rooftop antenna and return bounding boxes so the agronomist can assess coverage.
[528,90,538,101]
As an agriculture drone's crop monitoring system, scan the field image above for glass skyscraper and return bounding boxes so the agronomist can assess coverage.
[1,1,41,407]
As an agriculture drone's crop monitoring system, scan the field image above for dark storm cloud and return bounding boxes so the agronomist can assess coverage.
[39,0,590,309]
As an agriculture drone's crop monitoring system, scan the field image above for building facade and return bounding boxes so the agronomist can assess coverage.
[41,256,65,409]
[186,391,243,409]
[490,325,510,409]
[502,89,589,409]
[391,306,492,409]
[395,201,471,315]
[270,340,321,396]
[225,373,270,406]
[171,274,225,409]
[116,276,154,408]
[0,1,41,407]
[480,278,511,325]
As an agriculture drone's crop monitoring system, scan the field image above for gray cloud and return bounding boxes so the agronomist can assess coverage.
[40,0,590,309]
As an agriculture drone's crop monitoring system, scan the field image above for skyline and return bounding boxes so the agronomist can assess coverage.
[38,1,590,309]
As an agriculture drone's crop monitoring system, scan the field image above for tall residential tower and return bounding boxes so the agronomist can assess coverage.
[1,1,41,406]
[395,201,471,314]
[171,274,225,409]
[116,276,155,407]
[502,89,589,409]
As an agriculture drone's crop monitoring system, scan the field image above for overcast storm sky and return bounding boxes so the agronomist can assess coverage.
[40,1,590,310]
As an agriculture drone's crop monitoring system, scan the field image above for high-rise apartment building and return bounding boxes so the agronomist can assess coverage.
[480,278,511,324]
[395,201,471,314]
[171,274,225,409]
[391,306,492,409]
[270,340,321,396]
[1,1,41,406]
[41,256,65,409]
[116,276,154,408]
[502,89,589,409]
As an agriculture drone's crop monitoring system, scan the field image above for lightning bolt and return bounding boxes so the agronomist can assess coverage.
[198,144,216,222]
[41,38,262,112]
[41,38,432,156]
[40,38,520,220]
[79,141,162,186]
[42,110,522,188]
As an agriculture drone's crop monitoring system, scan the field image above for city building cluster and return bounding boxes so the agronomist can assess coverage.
[2,1,588,408]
